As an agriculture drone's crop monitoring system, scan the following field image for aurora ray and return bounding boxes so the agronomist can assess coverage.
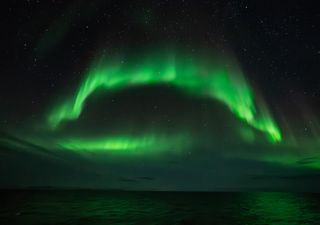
[48,52,281,142]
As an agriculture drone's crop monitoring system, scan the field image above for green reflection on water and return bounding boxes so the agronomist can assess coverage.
[1,191,320,225]
[241,192,318,225]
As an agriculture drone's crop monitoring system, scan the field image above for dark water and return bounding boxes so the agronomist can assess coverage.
[1,191,320,225]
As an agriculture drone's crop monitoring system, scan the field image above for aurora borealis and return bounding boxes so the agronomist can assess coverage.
[48,52,281,143]
[60,133,191,153]
[2,0,320,191]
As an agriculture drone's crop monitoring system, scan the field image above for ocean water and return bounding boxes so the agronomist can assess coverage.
[1,191,320,225]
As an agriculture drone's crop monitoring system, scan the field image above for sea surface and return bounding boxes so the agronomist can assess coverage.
[1,190,320,225]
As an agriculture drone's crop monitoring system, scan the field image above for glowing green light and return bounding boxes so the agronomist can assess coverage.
[48,52,281,142]
[59,133,190,153]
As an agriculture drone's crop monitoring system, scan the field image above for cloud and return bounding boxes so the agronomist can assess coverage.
[137,176,155,181]
[251,172,320,181]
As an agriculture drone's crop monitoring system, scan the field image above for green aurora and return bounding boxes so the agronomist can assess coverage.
[60,133,190,154]
[3,50,320,171]
[48,51,281,148]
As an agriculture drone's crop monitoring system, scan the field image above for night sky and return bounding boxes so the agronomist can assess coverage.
[1,0,320,191]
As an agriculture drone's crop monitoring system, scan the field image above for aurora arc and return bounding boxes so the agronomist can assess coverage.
[60,133,190,154]
[48,52,282,143]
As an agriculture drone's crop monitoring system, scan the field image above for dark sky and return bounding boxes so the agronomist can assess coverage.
[1,0,320,191]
